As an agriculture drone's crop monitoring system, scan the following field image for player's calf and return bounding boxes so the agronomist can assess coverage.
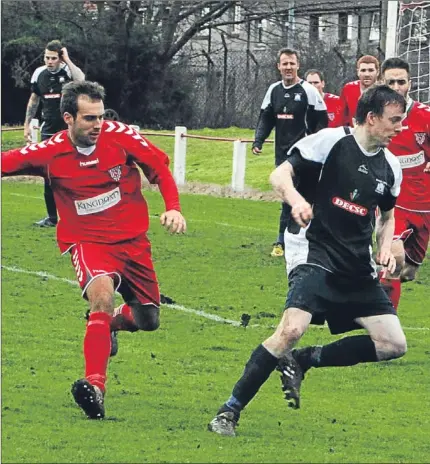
[131,303,160,331]
[400,263,418,283]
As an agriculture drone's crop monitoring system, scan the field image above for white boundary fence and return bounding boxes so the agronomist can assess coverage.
[7,120,273,193]
[172,125,253,192]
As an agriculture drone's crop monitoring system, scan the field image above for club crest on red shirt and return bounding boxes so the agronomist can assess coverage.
[108,166,122,181]
[414,132,426,145]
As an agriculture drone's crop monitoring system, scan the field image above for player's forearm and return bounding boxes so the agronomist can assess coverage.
[270,162,304,206]
[65,60,85,81]
[157,172,181,212]
[2,149,36,177]
[254,110,275,148]
[24,95,40,127]
[375,211,395,254]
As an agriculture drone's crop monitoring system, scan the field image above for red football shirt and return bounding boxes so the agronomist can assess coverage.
[2,121,181,251]
[339,80,362,126]
[324,93,342,128]
[388,99,430,211]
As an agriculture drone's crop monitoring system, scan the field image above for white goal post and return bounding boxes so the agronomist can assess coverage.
[387,1,430,103]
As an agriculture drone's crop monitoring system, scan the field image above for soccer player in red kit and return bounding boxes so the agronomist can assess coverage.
[379,57,430,310]
[339,55,379,126]
[2,81,187,420]
[305,69,342,127]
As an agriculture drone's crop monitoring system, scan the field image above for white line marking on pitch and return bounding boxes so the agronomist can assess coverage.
[2,265,429,332]
[8,193,271,232]
[10,193,43,200]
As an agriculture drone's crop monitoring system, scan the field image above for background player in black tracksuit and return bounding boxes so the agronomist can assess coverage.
[252,48,328,257]
[24,40,85,227]
[209,85,407,437]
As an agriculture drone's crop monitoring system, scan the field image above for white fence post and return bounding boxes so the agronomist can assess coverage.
[30,118,39,143]
[174,126,187,186]
[232,140,247,192]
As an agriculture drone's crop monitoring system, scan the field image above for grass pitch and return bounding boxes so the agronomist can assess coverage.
[1,181,429,464]
[2,129,430,463]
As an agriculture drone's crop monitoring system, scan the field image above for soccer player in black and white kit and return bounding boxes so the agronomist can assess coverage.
[24,40,85,227]
[208,85,407,437]
[252,48,328,257]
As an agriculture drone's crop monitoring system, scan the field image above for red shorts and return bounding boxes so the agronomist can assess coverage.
[394,207,430,265]
[69,233,160,306]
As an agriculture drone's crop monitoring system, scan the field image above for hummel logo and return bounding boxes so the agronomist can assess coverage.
[80,158,99,167]
[358,164,368,174]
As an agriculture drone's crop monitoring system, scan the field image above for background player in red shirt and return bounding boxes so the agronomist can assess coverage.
[339,55,379,126]
[2,81,187,420]
[305,69,342,127]
[380,57,430,310]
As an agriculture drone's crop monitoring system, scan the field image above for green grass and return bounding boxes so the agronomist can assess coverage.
[1,181,430,463]
[1,126,276,191]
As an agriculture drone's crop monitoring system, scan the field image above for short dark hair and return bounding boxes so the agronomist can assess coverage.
[381,57,410,77]
[60,81,105,117]
[355,84,406,125]
[305,69,325,82]
[277,48,299,63]
[46,40,63,55]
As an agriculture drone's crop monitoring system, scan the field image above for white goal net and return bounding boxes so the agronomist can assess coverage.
[397,1,430,103]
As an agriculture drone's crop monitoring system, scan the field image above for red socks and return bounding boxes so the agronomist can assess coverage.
[380,277,401,311]
[111,304,138,332]
[84,311,112,392]
[83,306,138,392]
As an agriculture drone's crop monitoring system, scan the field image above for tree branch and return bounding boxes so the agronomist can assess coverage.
[163,1,233,61]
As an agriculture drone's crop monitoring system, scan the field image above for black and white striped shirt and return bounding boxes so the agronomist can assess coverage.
[285,127,402,279]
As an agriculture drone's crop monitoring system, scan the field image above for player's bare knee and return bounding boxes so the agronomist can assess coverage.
[269,323,303,350]
[280,325,303,344]
[89,291,115,315]
[387,336,407,359]
[375,335,407,360]
[86,276,115,315]
[131,303,160,331]
[264,316,305,355]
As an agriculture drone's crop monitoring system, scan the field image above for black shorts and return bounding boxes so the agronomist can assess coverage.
[285,265,396,335]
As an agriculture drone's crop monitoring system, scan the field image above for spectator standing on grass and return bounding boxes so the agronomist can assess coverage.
[339,55,379,127]
[378,57,430,310]
[3,81,187,420]
[305,69,342,128]
[24,40,85,228]
[209,85,406,437]
[252,48,328,258]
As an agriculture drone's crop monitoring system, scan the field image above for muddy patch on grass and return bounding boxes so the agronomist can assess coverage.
[2,176,280,202]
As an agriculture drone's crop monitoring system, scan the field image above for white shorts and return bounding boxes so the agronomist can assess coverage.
[284,224,310,276]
